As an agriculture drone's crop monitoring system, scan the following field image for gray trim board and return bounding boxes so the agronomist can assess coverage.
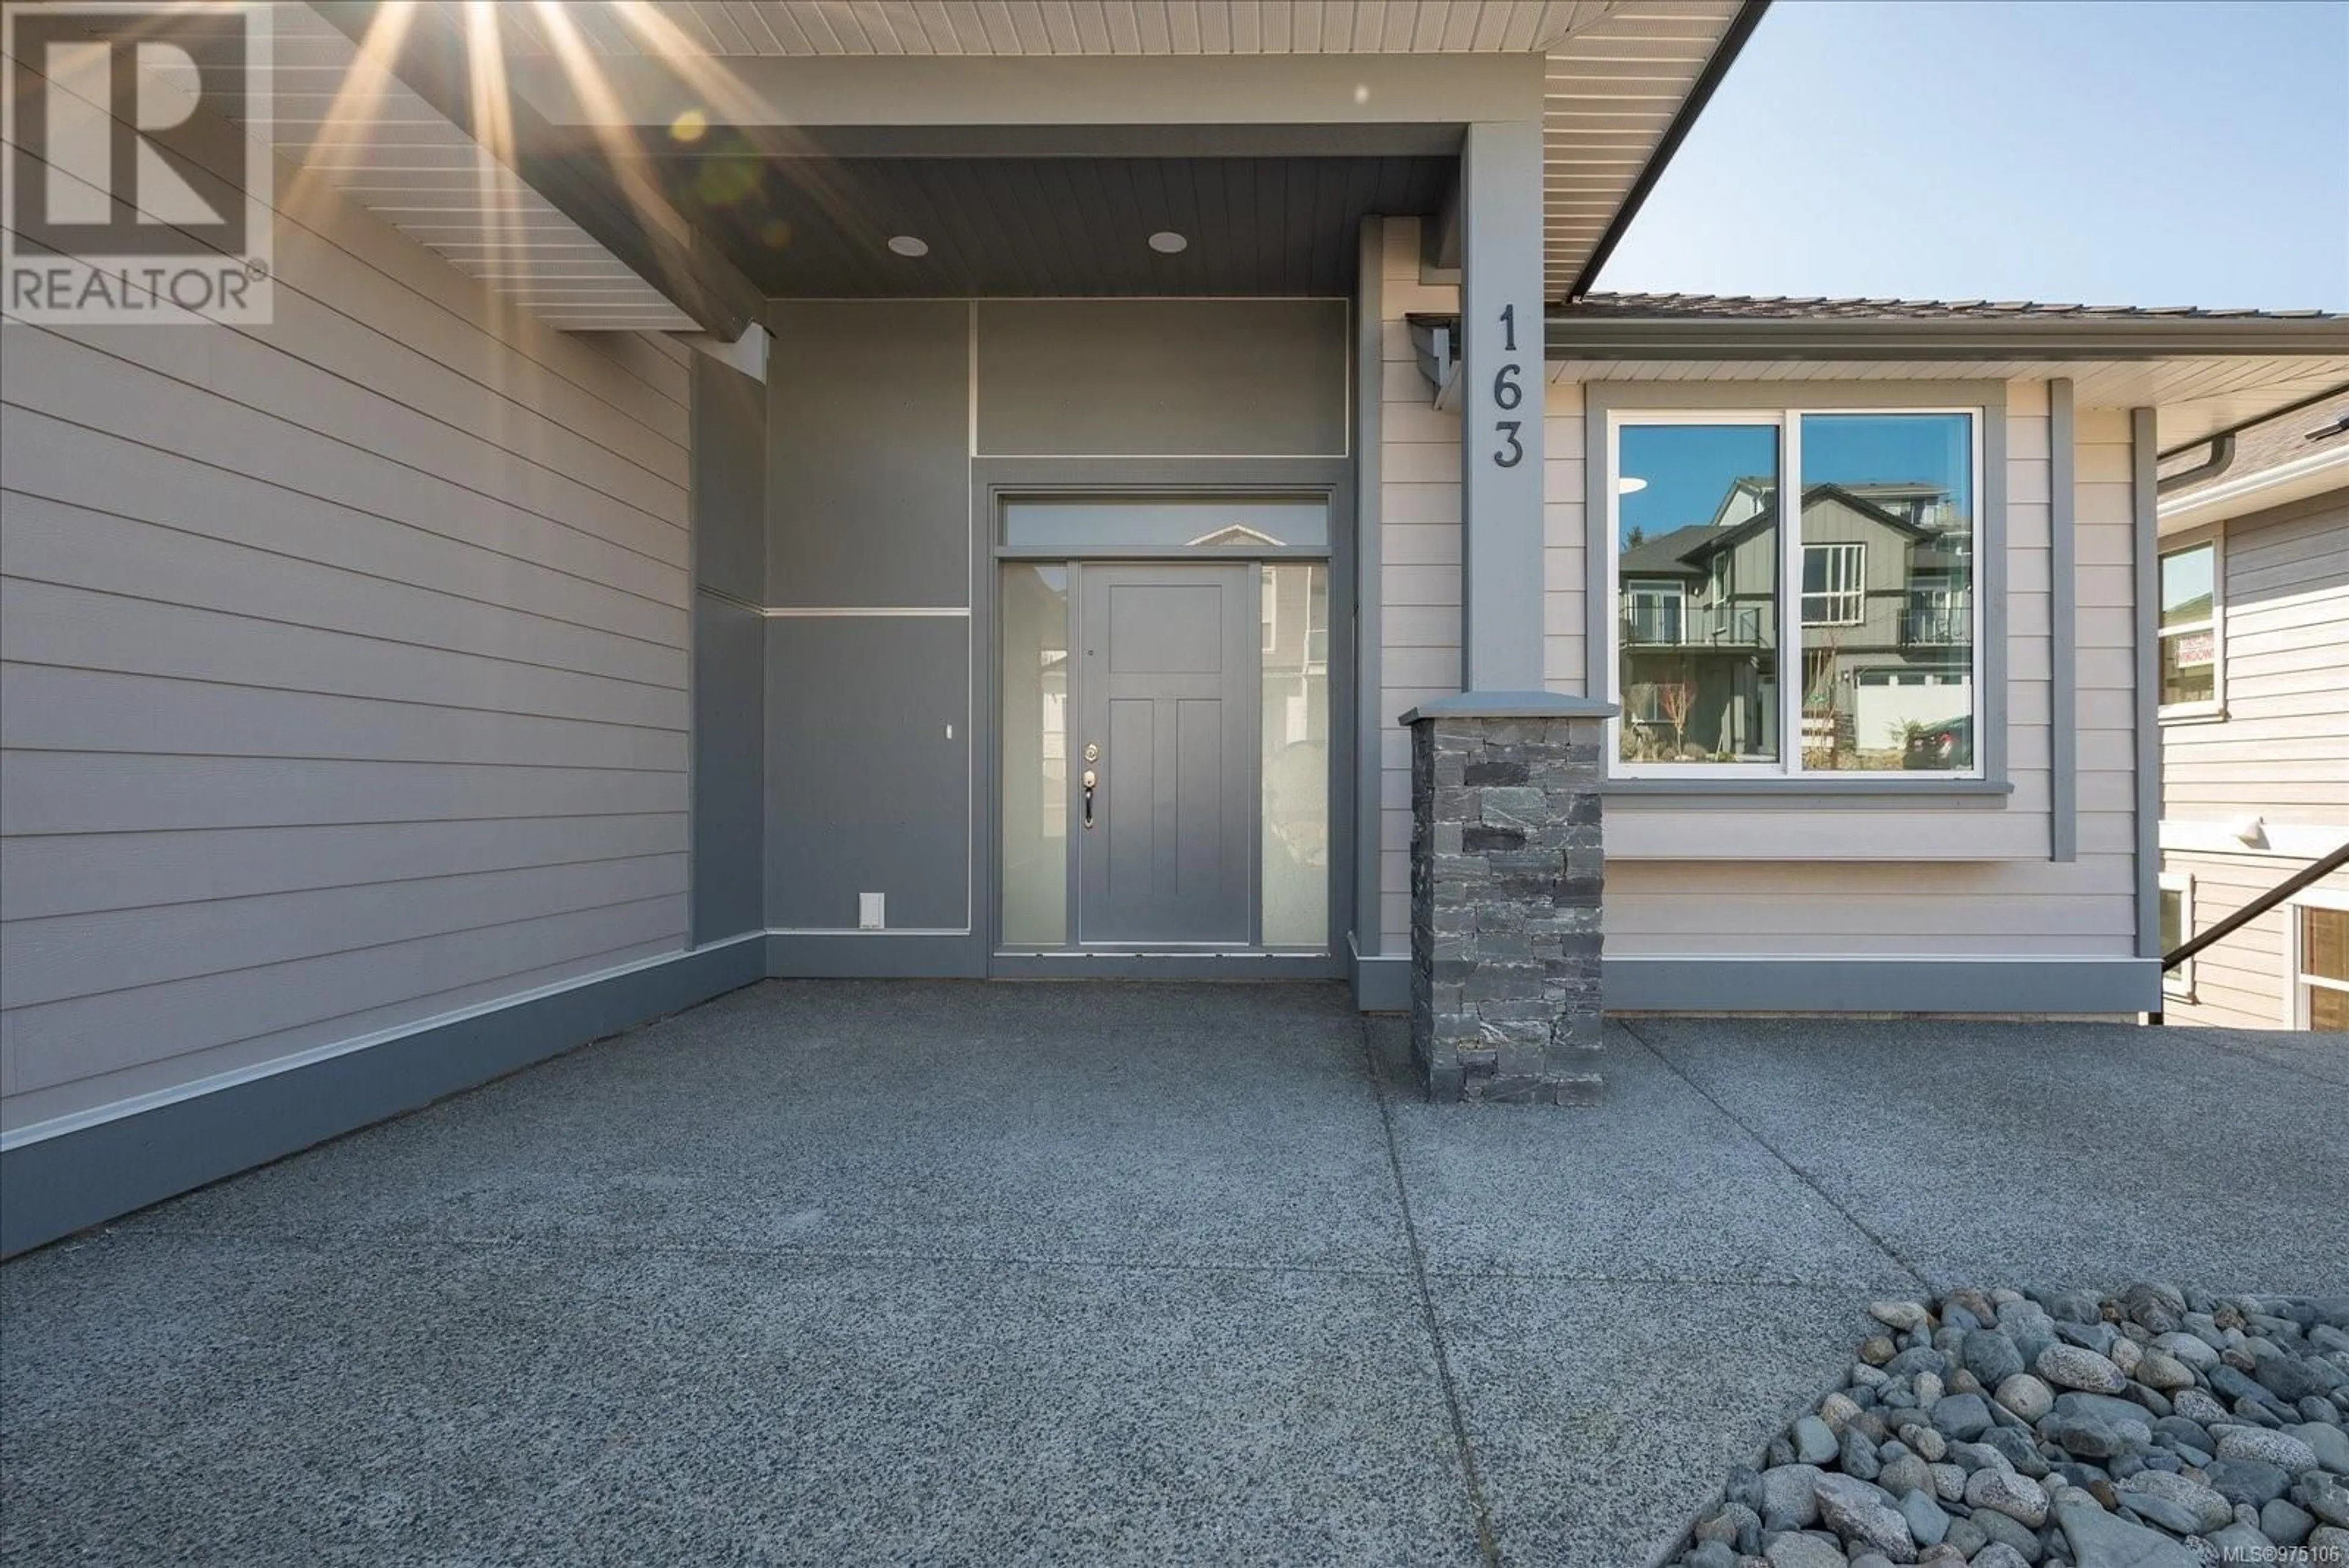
[1354,222,1387,970]
[1605,956,2160,1014]
[1351,946,1411,1013]
[518,51,1546,134]
[1457,116,1548,691]
[767,932,984,979]
[1604,778,2013,801]
[2132,406,2162,960]
[990,954,1344,982]
[1582,379,2009,789]
[672,124,1465,160]
[0,939,767,1259]
[2050,377,2078,863]
[1549,318,2349,361]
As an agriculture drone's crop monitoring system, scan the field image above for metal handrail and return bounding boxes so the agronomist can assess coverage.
[2164,841,2349,971]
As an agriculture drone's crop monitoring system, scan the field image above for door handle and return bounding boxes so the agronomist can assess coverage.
[1082,767,1097,830]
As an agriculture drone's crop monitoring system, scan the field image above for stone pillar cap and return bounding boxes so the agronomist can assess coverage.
[1400,689,1619,724]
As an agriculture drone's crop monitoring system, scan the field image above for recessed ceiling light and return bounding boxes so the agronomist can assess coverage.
[1618,477,1649,495]
[887,235,929,258]
[1148,231,1189,255]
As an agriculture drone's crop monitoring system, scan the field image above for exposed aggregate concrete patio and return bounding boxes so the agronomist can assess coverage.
[3,983,2343,1566]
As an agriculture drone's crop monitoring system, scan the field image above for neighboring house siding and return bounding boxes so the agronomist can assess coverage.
[2161,493,2349,820]
[0,162,694,1135]
[1554,386,2141,960]
[2162,851,2301,1029]
[2159,486,2349,1028]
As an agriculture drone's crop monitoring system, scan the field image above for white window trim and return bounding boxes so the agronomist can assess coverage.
[1800,541,1867,626]
[1623,578,1689,646]
[2156,528,2224,723]
[2159,871,2195,1001]
[1605,406,1987,781]
[2284,884,2349,1030]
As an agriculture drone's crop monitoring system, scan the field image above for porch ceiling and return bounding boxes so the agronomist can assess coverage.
[609,152,1450,296]
[475,0,1754,300]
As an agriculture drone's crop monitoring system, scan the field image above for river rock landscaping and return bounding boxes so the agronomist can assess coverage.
[1665,1284,2349,1568]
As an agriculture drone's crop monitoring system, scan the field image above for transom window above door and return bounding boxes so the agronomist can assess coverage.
[1607,407,1984,779]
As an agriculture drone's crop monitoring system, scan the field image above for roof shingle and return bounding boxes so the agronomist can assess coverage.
[1561,292,2340,322]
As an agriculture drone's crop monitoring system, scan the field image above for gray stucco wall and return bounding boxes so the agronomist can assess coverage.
[976,299,1348,458]
[758,298,1348,949]
[764,616,971,931]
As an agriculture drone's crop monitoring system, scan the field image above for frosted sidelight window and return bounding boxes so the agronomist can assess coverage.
[1000,564,1069,946]
[1260,562,1329,948]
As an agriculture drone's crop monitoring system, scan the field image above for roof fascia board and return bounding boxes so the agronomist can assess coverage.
[510,51,1547,132]
[1545,319,2349,360]
[309,0,764,340]
[1567,0,1772,302]
[646,124,1464,160]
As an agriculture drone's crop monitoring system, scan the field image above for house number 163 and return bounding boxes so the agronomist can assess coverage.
[1491,303,1524,468]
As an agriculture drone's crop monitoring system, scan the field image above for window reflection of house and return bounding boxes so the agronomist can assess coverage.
[1618,479,1972,764]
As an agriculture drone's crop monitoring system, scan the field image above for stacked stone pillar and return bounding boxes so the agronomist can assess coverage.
[1405,697,1612,1105]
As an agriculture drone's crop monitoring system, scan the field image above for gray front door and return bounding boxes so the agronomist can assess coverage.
[1075,563,1255,945]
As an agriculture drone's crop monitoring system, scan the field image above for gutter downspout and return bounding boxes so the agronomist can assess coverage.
[1564,0,1772,302]
[2154,431,2234,496]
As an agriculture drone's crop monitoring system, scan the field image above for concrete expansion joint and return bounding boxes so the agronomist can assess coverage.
[1615,1016,1932,1291]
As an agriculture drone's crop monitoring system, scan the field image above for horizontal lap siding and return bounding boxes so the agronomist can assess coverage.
[1377,218,1461,949]
[1554,387,2138,962]
[0,138,692,1131]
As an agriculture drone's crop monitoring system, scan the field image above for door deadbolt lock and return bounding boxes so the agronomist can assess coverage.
[1083,743,1100,763]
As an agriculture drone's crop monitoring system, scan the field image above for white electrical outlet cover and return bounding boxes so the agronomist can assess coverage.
[858,892,885,931]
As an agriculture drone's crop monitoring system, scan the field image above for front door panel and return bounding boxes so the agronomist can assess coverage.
[1077,564,1254,945]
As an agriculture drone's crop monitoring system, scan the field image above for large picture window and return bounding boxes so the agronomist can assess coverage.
[1610,409,1981,776]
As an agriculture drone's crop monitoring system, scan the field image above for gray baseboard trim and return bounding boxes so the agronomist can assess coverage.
[768,932,985,979]
[0,939,768,1260]
[1605,956,2159,1015]
[989,953,1344,982]
[1351,946,1411,1013]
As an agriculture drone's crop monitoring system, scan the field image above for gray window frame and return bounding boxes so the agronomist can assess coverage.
[1584,380,2012,799]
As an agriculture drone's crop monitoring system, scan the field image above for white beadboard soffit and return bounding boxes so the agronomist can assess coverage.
[230,3,696,331]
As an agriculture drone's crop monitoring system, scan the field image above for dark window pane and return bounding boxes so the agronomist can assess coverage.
[2306,907,2349,984]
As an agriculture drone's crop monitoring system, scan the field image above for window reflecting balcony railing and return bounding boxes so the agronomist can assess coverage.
[1619,603,1769,647]
[1620,604,1685,645]
[1902,598,1972,646]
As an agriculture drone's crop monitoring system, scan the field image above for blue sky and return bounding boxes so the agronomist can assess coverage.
[1619,415,1972,542]
[1598,1,2349,310]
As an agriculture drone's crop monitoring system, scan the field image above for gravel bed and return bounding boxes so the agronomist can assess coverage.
[1664,1284,2349,1568]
